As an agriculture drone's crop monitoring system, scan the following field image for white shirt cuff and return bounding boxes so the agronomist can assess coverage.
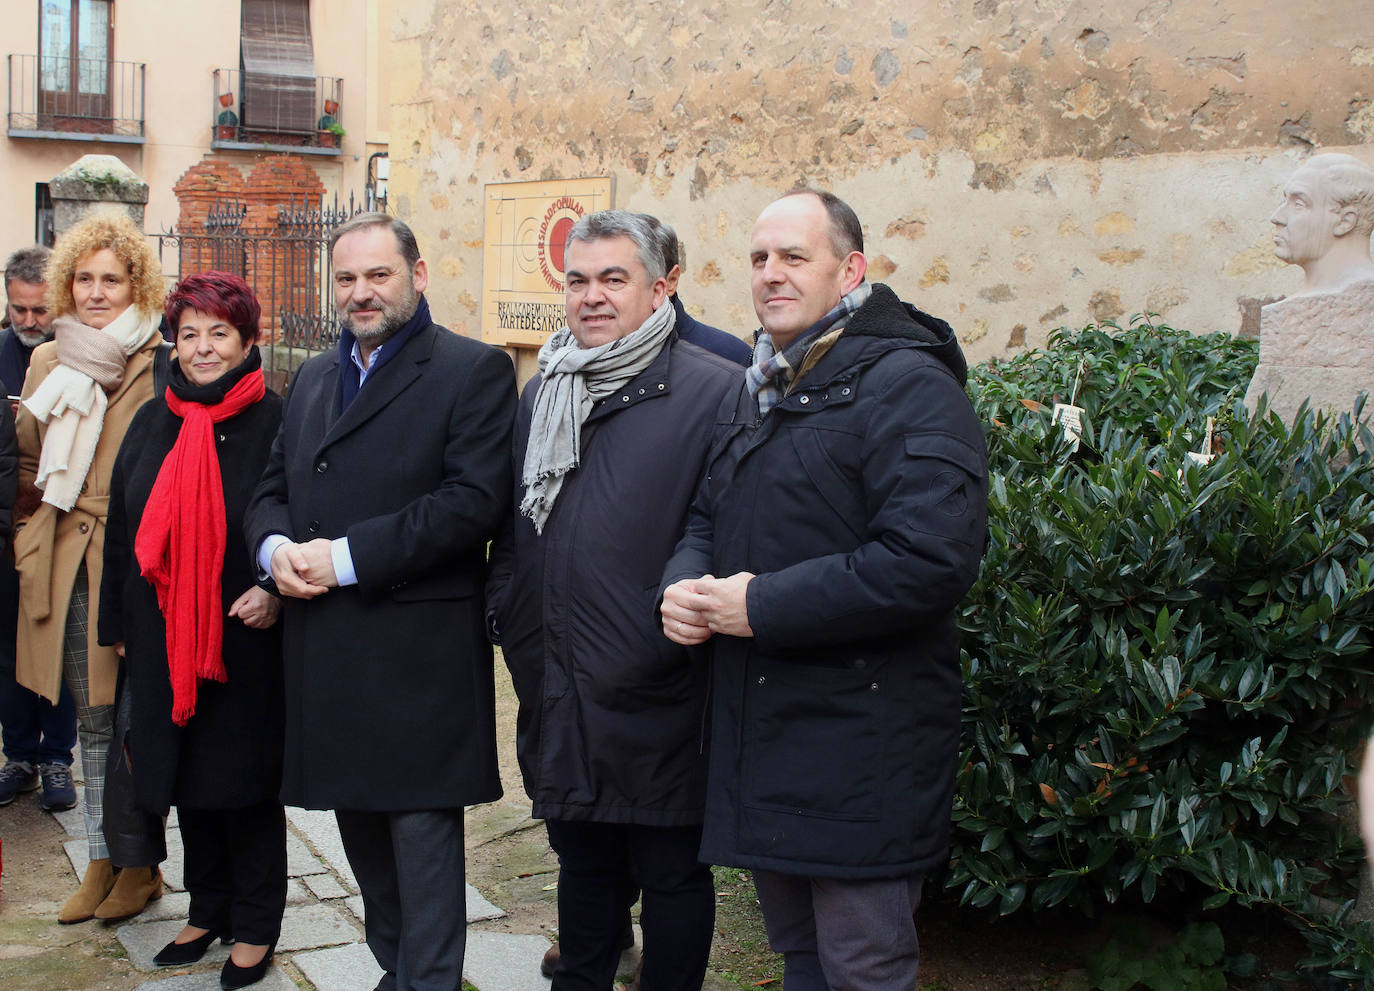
[258,534,290,580]
[330,536,358,587]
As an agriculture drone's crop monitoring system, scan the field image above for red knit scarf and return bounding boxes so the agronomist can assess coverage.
[134,369,266,726]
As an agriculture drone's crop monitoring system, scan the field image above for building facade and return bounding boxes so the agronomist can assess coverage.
[2,0,391,253]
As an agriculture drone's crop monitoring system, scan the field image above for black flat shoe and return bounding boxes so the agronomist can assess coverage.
[220,945,274,990]
[152,928,230,966]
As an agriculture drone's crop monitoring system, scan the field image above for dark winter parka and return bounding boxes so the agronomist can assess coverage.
[660,283,989,880]
[99,386,285,815]
[488,336,741,825]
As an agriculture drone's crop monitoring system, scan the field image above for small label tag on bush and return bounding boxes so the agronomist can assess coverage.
[1052,403,1085,451]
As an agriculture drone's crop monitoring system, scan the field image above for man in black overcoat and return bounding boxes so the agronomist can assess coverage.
[245,213,516,991]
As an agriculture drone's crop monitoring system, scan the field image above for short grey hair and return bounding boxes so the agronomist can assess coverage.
[566,211,666,282]
[5,245,51,288]
[327,212,421,268]
[1306,154,1374,238]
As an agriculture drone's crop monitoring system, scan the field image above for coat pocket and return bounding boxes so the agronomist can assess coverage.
[741,656,884,822]
[13,505,55,622]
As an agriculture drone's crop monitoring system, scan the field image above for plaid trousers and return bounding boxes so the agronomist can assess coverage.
[61,564,113,863]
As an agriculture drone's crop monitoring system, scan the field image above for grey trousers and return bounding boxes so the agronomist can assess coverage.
[752,869,924,991]
[335,808,466,991]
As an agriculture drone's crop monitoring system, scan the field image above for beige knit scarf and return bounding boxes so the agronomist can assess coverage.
[24,307,160,511]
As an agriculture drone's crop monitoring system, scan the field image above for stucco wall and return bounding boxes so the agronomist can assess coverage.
[389,0,1373,362]
[1,0,387,263]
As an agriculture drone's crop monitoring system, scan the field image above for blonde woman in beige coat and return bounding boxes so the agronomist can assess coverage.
[14,212,166,923]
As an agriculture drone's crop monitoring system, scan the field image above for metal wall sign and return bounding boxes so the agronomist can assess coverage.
[480,177,614,350]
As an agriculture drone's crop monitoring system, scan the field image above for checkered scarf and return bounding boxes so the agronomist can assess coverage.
[746,283,872,416]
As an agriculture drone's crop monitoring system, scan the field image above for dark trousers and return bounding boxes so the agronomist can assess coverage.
[336,808,467,991]
[544,818,714,991]
[0,669,77,766]
[178,801,287,946]
[752,869,924,991]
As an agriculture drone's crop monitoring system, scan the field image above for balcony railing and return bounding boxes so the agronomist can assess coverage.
[212,68,342,155]
[6,54,146,141]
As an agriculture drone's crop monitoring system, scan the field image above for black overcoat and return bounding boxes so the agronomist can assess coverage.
[661,284,990,880]
[99,390,285,814]
[244,319,516,811]
[487,337,740,826]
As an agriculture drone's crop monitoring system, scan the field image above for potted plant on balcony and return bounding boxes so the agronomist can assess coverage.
[219,91,235,109]
[317,115,344,148]
[323,98,338,116]
[216,109,238,141]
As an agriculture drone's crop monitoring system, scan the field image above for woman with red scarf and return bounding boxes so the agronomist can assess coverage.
[99,271,284,991]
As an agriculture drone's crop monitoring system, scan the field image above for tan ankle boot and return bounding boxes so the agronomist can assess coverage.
[93,866,163,922]
[58,858,116,924]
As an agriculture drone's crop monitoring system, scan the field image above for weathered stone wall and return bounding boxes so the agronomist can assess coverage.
[389,0,1374,360]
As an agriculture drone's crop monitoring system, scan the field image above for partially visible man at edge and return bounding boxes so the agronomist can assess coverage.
[660,188,988,990]
[245,213,516,991]
[488,210,738,991]
[641,215,753,368]
[0,245,78,816]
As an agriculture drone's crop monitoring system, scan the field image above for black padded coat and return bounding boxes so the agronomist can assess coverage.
[488,336,741,826]
[660,284,989,879]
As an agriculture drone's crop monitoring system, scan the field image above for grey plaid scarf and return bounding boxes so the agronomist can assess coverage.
[520,299,677,533]
[746,283,871,416]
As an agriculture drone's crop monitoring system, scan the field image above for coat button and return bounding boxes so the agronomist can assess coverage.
[799,395,810,405]
[842,387,851,396]
[316,461,328,473]
[78,522,90,534]
[218,433,226,442]
[307,521,320,534]
[757,676,766,685]
[870,682,879,692]
[621,396,630,403]
[639,388,646,395]
[657,383,665,390]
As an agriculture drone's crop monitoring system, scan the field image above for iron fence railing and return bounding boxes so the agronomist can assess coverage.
[153,195,370,393]
[6,54,145,139]
[212,68,343,152]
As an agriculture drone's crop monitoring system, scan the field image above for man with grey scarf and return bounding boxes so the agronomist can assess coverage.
[487,210,739,991]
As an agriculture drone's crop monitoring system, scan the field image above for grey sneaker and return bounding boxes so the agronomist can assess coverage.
[0,761,39,805]
[38,763,77,811]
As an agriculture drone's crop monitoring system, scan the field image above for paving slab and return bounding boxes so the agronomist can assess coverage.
[275,901,360,952]
[133,964,296,991]
[285,807,357,890]
[134,890,192,924]
[286,877,313,905]
[292,942,384,991]
[286,828,328,877]
[463,931,553,991]
[344,895,364,921]
[466,884,505,922]
[303,872,348,900]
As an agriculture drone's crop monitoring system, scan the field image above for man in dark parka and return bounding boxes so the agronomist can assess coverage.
[661,190,989,990]
[245,213,516,991]
[487,211,739,991]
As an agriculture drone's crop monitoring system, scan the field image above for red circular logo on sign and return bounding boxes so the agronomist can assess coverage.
[538,197,585,291]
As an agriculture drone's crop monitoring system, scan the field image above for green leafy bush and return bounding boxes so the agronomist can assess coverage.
[953,318,1374,982]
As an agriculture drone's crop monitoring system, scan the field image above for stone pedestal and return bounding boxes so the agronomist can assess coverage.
[48,155,149,236]
[1244,280,1374,424]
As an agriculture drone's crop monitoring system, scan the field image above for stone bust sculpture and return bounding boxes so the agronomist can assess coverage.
[1245,153,1374,422]
[1270,152,1374,296]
